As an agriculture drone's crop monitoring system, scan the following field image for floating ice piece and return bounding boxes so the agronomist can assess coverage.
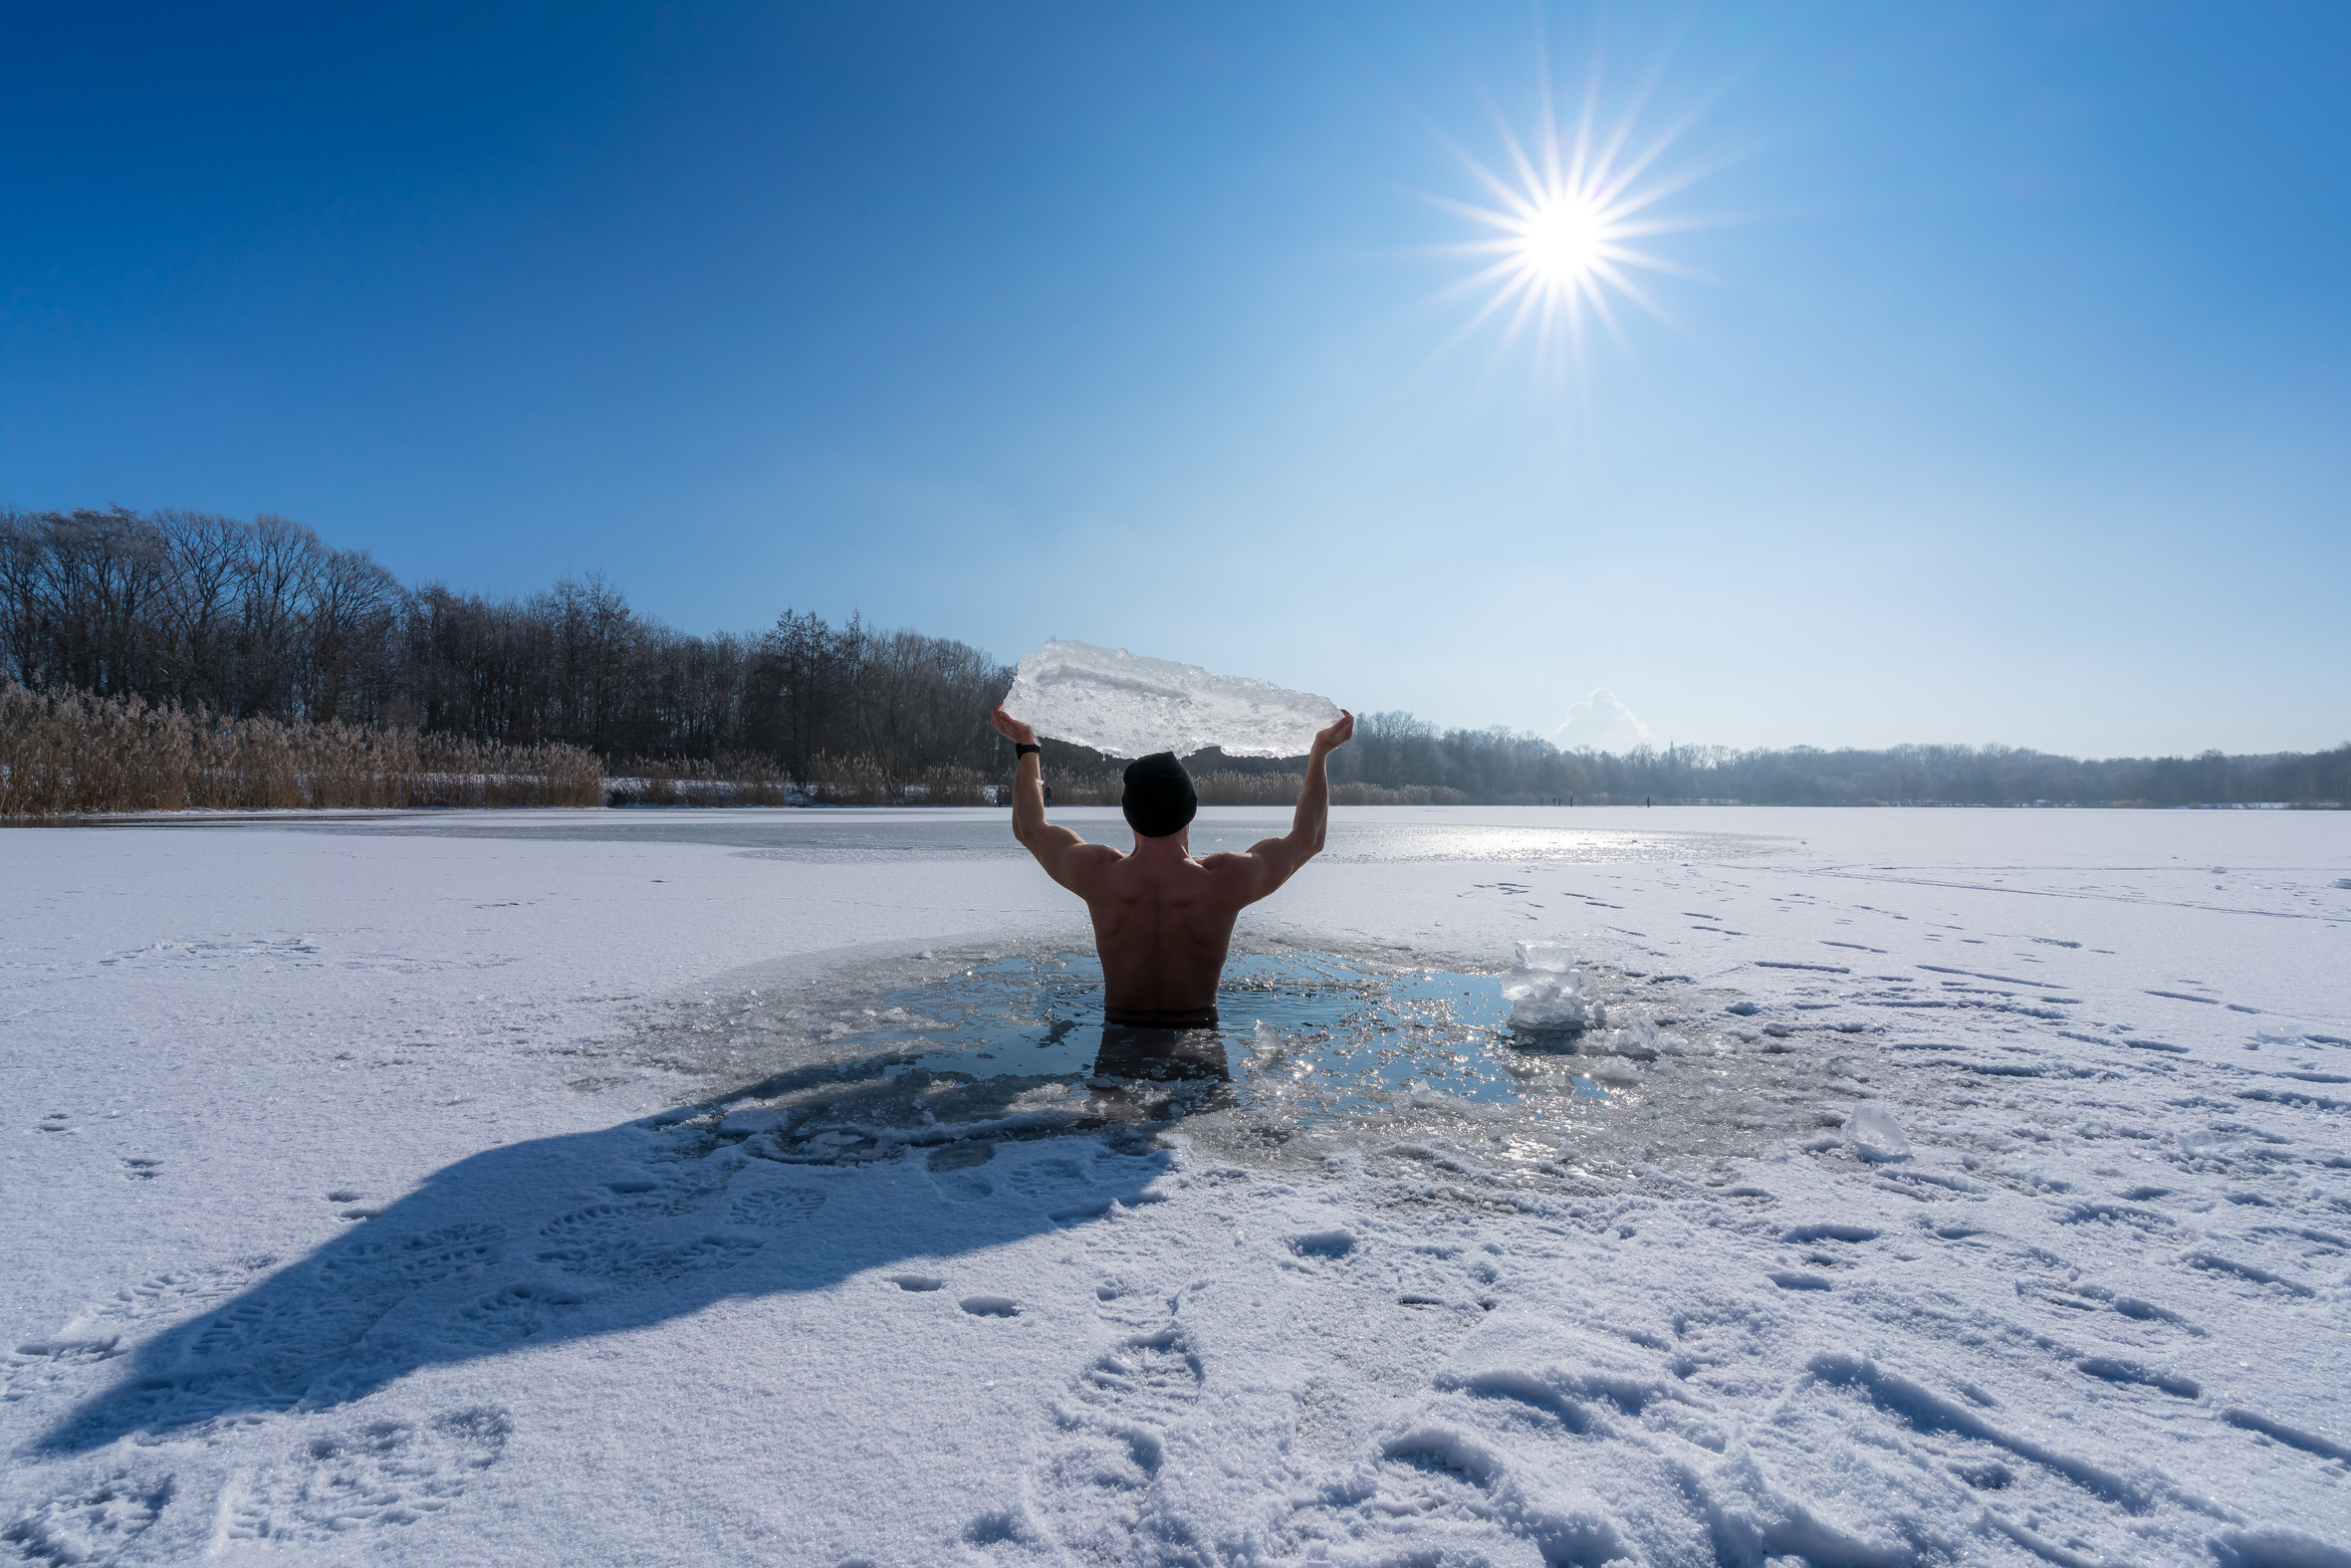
[1503,942,1605,1032]
[1843,1106,1911,1162]
[1000,640,1338,759]
[2253,1021,2306,1044]
[2333,877,2351,890]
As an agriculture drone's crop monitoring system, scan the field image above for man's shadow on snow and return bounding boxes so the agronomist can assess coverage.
[37,1033,1227,1456]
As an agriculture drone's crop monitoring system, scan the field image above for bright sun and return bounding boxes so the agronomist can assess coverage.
[1520,192,1608,285]
[1426,70,1715,369]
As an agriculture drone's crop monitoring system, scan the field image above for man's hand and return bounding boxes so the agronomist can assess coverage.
[1311,709,1354,757]
[991,702,1038,747]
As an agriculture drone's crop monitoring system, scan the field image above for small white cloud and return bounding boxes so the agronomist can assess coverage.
[1554,688,1654,752]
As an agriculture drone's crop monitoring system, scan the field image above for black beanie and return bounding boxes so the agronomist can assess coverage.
[1121,752,1197,838]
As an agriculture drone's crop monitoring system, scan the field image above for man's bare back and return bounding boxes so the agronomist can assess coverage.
[988,702,1355,1016]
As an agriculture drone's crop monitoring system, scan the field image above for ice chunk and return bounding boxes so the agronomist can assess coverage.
[1503,943,1605,1032]
[1603,1018,1661,1060]
[1843,1106,1911,1162]
[1000,640,1338,759]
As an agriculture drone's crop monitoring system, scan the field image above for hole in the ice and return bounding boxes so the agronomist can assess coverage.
[698,951,1672,1160]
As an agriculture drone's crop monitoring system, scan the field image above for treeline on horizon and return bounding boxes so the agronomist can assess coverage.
[5,504,2344,808]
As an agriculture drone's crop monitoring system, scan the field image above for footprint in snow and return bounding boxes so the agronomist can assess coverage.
[4,1337,128,1405]
[727,1186,825,1227]
[537,1203,643,1242]
[1049,1321,1205,1495]
[1004,1155,1092,1198]
[535,1232,763,1285]
[93,1257,277,1327]
[220,1407,509,1544]
[4,1471,172,1563]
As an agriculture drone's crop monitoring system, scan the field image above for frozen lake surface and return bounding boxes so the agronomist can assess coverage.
[4,806,2348,1565]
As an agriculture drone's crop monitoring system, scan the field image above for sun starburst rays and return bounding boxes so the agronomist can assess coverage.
[1421,70,1718,377]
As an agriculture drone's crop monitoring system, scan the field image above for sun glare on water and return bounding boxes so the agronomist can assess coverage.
[1427,65,1717,371]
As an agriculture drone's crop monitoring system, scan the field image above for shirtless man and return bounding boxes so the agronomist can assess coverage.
[988,703,1355,1028]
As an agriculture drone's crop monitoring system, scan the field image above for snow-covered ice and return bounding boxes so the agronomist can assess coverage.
[4,805,2350,1565]
[1000,639,1339,758]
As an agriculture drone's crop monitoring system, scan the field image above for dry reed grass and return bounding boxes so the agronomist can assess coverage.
[0,681,603,815]
[793,754,996,806]
[1330,781,1466,805]
[1194,771,1302,805]
[1039,768,1122,806]
[604,754,799,807]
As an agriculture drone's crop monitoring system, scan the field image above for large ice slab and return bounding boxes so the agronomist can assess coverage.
[1000,640,1338,760]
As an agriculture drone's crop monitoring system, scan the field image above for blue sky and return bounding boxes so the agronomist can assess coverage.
[4,2,2345,756]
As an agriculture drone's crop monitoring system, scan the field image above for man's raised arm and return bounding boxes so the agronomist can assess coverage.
[1220,709,1353,904]
[990,702,1105,892]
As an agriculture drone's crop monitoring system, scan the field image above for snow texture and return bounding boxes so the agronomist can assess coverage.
[1000,639,1338,759]
[5,804,2351,1565]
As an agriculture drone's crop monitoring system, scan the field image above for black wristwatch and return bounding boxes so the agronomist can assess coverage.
[1015,743,1041,757]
